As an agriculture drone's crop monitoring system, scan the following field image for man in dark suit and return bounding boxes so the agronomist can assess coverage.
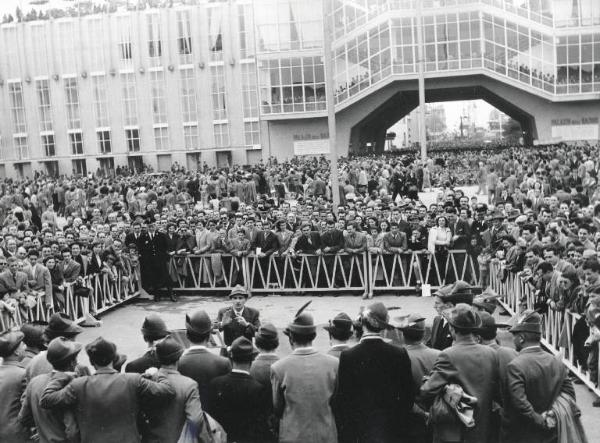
[320,220,344,254]
[143,335,204,443]
[427,281,475,350]
[251,221,281,288]
[178,310,231,406]
[60,249,81,283]
[87,242,104,275]
[125,314,169,373]
[216,285,260,347]
[421,304,500,443]
[503,311,575,443]
[324,312,353,358]
[207,337,271,443]
[139,220,175,302]
[39,337,176,443]
[293,223,321,254]
[124,222,144,249]
[0,330,29,443]
[334,302,414,443]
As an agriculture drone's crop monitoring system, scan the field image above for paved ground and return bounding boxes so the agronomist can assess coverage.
[79,294,600,440]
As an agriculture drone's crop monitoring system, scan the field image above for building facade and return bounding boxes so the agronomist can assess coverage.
[0,0,599,178]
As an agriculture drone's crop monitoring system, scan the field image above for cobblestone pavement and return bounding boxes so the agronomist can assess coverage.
[79,294,600,440]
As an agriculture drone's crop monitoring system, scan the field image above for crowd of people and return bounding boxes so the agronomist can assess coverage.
[0,141,600,441]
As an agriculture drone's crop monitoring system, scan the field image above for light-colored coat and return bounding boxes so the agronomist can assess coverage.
[271,348,338,443]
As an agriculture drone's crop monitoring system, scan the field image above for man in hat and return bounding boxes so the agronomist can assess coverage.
[19,337,81,443]
[0,330,29,443]
[472,288,501,315]
[142,335,204,443]
[125,314,169,373]
[216,285,260,347]
[421,304,500,443]
[20,321,47,367]
[26,312,88,382]
[139,219,175,302]
[482,211,508,251]
[207,337,271,442]
[427,281,475,351]
[396,313,439,443]
[503,311,574,443]
[40,337,176,443]
[250,323,280,389]
[324,312,353,358]
[178,310,231,405]
[271,307,339,443]
[334,302,413,443]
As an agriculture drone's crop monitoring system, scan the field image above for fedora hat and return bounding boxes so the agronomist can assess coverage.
[21,322,48,350]
[447,304,482,332]
[0,331,24,358]
[324,312,353,334]
[509,310,542,335]
[156,335,184,363]
[284,301,316,336]
[477,312,510,333]
[229,285,249,299]
[256,323,279,348]
[47,337,83,366]
[141,314,169,341]
[229,337,259,362]
[472,289,501,314]
[185,310,213,335]
[45,313,83,340]
[361,302,393,331]
[392,313,426,332]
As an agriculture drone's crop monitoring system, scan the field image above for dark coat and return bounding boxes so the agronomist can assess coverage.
[294,233,322,254]
[502,346,574,443]
[334,337,414,443]
[125,349,161,374]
[207,371,272,443]
[0,362,29,443]
[252,231,280,256]
[177,348,232,406]
[320,229,345,253]
[217,306,261,346]
[427,316,453,351]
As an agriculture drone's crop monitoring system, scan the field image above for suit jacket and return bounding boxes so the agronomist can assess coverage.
[334,337,414,443]
[18,372,78,443]
[73,254,89,276]
[125,349,161,374]
[0,269,29,297]
[420,337,500,443]
[250,354,279,388]
[207,371,271,443]
[427,316,453,351]
[320,229,345,253]
[271,348,338,443]
[503,346,574,443]
[344,232,367,253]
[177,347,232,406]
[124,232,144,250]
[217,306,261,346]
[294,233,321,254]
[87,253,104,275]
[0,362,29,443]
[382,231,408,253]
[61,260,81,283]
[405,342,440,388]
[28,264,53,305]
[143,368,204,443]
[252,230,280,256]
[39,368,176,443]
[139,231,169,263]
[165,233,180,253]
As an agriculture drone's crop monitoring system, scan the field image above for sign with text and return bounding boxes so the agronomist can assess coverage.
[551,116,599,141]
[293,138,330,155]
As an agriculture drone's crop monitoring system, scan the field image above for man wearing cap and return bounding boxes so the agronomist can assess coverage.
[20,321,47,367]
[142,335,204,443]
[216,285,260,347]
[271,309,339,443]
[178,310,232,405]
[208,337,271,442]
[40,337,176,443]
[324,312,353,358]
[250,323,280,388]
[26,312,88,382]
[139,219,175,302]
[334,302,414,443]
[421,304,500,443]
[19,337,81,443]
[0,330,29,442]
[125,314,169,373]
[503,311,575,443]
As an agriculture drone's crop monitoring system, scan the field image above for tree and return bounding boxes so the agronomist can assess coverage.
[502,118,522,141]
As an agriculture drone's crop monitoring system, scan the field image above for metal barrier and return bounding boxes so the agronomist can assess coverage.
[368,250,479,297]
[0,270,140,333]
[169,253,247,292]
[489,260,600,396]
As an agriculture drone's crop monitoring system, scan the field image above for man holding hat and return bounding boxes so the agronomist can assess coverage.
[334,302,414,443]
[324,312,353,358]
[421,304,500,443]
[271,305,339,443]
[178,310,231,406]
[0,330,29,443]
[19,337,82,443]
[125,314,169,373]
[207,337,271,443]
[40,337,176,443]
[143,335,204,443]
[216,285,260,347]
[503,311,574,443]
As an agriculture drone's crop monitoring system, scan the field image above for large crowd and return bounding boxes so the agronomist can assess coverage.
[1,142,600,442]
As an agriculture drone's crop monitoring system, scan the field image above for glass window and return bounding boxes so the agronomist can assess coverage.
[8,82,27,135]
[180,68,198,123]
[121,73,138,126]
[208,6,224,62]
[92,75,110,128]
[70,132,84,155]
[177,11,193,63]
[241,63,259,118]
[154,127,169,151]
[184,125,199,150]
[147,14,162,59]
[150,70,167,125]
[117,16,133,61]
[58,21,76,73]
[42,134,55,157]
[239,4,255,59]
[36,79,53,132]
[14,136,29,161]
[64,78,81,130]
[72,159,87,176]
[244,121,260,147]
[213,123,229,148]
[210,65,227,120]
[98,130,111,154]
[87,18,105,72]
[126,129,141,152]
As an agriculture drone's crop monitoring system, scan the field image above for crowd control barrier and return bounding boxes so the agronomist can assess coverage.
[0,270,140,333]
[170,250,478,297]
[489,261,600,396]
